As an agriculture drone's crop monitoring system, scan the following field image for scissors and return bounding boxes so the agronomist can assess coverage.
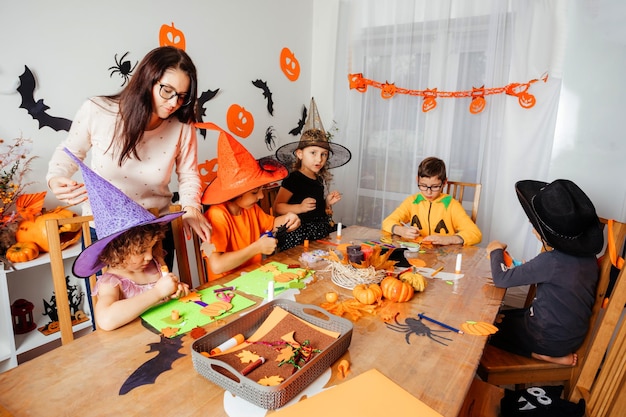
[214,286,235,303]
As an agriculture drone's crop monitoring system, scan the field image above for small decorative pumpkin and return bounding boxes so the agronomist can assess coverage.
[469,96,486,114]
[5,241,39,263]
[16,207,82,252]
[380,82,397,99]
[280,47,300,81]
[380,276,414,303]
[159,22,186,50]
[353,283,382,305]
[226,104,254,138]
[518,92,536,109]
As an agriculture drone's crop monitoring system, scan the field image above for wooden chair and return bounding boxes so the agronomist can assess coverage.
[477,218,626,396]
[258,184,280,216]
[445,181,481,223]
[46,215,96,346]
[569,222,626,417]
[458,377,503,417]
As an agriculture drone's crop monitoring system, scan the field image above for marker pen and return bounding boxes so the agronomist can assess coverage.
[210,334,245,355]
[241,357,266,376]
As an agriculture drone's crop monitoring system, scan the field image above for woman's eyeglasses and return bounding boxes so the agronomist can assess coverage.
[158,83,192,106]
[418,183,443,192]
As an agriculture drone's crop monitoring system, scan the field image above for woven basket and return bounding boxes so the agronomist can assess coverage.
[191,299,353,409]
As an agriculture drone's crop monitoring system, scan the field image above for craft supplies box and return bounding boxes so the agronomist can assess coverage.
[191,299,353,409]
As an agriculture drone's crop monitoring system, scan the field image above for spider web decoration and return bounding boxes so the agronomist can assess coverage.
[348,73,549,114]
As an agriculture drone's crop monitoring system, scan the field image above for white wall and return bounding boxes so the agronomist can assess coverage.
[551,0,626,222]
[0,0,313,208]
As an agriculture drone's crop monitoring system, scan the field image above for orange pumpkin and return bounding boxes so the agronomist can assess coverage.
[159,22,186,50]
[518,92,536,109]
[280,47,300,81]
[381,82,397,99]
[353,283,382,305]
[380,276,414,303]
[469,96,486,114]
[16,207,82,252]
[5,241,39,263]
[226,104,254,138]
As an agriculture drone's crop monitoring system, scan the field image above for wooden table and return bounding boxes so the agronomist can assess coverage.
[0,226,504,417]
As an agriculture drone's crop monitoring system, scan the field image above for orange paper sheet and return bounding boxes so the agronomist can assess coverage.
[273,368,443,417]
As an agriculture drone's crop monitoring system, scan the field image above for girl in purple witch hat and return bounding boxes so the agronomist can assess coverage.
[66,148,190,331]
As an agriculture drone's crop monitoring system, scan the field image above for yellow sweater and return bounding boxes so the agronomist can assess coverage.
[382,193,482,245]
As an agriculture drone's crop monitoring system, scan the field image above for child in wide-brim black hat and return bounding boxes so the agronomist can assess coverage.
[486,179,603,365]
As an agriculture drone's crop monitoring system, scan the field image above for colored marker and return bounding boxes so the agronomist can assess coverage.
[210,334,245,355]
[241,357,266,376]
[418,313,463,334]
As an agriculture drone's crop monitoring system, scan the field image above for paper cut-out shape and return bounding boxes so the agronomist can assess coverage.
[288,104,307,136]
[108,52,137,87]
[17,65,72,131]
[226,104,254,138]
[280,47,300,81]
[196,88,220,138]
[159,22,186,50]
[252,79,274,116]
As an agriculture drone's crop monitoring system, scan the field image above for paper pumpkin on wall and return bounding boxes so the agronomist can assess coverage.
[198,158,218,187]
[159,22,186,50]
[280,47,300,81]
[226,104,254,138]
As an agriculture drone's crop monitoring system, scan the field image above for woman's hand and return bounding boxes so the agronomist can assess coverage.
[48,176,88,205]
[182,206,212,242]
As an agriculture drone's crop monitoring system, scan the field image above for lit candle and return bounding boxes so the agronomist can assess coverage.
[455,254,462,273]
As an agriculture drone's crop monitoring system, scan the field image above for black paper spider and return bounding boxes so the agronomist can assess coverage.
[109,52,138,87]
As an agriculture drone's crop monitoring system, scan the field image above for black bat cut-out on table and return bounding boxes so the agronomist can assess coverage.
[289,104,307,136]
[252,79,274,116]
[17,65,73,132]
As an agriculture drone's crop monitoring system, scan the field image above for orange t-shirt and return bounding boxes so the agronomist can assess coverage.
[205,203,275,281]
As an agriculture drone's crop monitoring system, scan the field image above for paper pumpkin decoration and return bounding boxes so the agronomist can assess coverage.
[381,82,397,99]
[280,47,300,81]
[226,104,254,138]
[159,22,186,50]
[198,158,218,186]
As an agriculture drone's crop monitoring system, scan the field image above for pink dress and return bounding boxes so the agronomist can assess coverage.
[92,260,161,299]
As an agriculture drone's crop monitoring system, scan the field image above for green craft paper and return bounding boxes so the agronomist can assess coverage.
[141,285,256,337]
[224,261,309,299]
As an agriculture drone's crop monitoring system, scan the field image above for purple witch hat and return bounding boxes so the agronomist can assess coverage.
[64,148,184,277]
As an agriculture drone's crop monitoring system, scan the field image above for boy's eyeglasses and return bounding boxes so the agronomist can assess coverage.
[158,83,192,106]
[418,183,443,192]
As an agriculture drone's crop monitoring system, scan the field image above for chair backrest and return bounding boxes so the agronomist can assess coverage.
[569,218,626,416]
[149,205,204,288]
[445,181,481,223]
[259,184,280,216]
[46,215,95,345]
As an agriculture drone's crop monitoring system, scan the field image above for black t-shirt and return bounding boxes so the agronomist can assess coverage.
[281,171,326,221]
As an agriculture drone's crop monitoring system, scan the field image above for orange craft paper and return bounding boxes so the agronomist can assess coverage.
[273,368,443,417]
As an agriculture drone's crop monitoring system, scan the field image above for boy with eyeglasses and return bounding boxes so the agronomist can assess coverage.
[382,156,482,246]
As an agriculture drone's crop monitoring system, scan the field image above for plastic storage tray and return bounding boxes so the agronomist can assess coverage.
[191,299,353,409]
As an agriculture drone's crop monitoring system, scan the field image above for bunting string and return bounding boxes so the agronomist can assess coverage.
[348,72,549,114]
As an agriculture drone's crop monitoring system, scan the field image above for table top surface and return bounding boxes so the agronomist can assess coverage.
[0,226,504,417]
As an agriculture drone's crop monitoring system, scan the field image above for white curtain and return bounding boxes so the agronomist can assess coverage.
[330,0,567,259]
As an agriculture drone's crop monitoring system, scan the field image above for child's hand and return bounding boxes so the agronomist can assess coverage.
[300,197,316,213]
[281,212,301,231]
[326,191,342,206]
[486,240,507,255]
[258,234,278,255]
[170,282,190,299]
[155,272,183,299]
[398,224,421,240]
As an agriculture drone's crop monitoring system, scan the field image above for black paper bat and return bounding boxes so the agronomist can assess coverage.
[196,88,220,139]
[17,65,72,132]
[289,104,307,136]
[265,125,276,150]
[118,335,184,395]
[252,79,274,116]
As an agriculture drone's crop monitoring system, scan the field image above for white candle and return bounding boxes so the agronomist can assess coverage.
[337,222,342,238]
[267,280,274,301]
[455,254,462,273]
